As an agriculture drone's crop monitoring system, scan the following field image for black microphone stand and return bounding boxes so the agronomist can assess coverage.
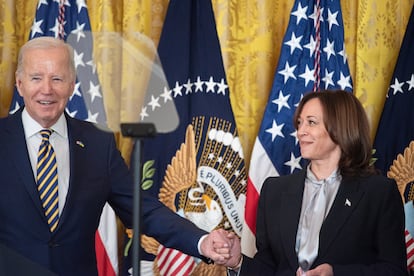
[120,123,156,276]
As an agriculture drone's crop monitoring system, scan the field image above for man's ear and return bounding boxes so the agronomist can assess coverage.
[15,73,23,96]
[15,73,23,97]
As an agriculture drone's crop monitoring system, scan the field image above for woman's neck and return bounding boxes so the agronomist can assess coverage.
[309,162,338,181]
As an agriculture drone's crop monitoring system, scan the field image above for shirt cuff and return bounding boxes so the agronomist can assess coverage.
[197,234,208,255]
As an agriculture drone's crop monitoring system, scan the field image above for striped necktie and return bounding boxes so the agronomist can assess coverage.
[37,129,59,232]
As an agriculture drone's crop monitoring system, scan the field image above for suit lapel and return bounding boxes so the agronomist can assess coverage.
[280,170,306,270]
[318,177,364,257]
[5,112,47,221]
[57,115,85,225]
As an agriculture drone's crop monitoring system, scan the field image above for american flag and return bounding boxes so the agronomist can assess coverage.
[9,0,106,124]
[242,0,352,257]
[9,1,117,275]
[156,247,197,275]
[406,230,414,270]
[373,6,414,272]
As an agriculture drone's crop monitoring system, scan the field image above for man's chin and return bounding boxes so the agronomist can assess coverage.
[37,114,61,128]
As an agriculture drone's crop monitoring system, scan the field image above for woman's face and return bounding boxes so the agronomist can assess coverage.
[296,98,341,164]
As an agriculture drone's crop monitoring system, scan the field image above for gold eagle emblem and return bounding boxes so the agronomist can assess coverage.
[387,140,414,203]
[141,124,225,275]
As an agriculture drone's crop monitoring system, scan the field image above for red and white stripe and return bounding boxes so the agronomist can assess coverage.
[406,229,414,270]
[96,203,118,276]
[241,138,279,257]
[156,246,197,276]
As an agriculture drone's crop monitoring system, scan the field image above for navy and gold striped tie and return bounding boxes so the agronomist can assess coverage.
[37,129,59,232]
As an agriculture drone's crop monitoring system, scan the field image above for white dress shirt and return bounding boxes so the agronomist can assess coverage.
[22,108,70,216]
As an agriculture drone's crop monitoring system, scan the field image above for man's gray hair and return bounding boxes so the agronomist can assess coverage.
[16,37,76,80]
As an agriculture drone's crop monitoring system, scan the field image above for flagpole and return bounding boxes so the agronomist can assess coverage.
[120,123,156,276]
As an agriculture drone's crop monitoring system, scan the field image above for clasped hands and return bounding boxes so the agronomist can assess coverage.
[200,229,242,268]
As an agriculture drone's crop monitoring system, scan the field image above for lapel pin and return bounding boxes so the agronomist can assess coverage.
[76,140,85,148]
[345,198,351,207]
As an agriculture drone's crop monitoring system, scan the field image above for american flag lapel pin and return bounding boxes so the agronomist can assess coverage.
[76,140,85,148]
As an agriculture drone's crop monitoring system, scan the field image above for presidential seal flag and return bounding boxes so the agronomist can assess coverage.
[373,5,414,176]
[122,0,247,275]
[387,142,414,272]
[242,0,352,257]
[373,6,414,272]
[9,1,118,275]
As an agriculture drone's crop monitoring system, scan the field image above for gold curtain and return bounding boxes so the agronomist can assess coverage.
[0,0,413,167]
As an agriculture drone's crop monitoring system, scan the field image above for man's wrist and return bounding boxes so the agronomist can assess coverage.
[228,255,243,271]
[197,234,208,255]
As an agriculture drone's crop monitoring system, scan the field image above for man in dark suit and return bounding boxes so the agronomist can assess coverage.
[0,36,238,275]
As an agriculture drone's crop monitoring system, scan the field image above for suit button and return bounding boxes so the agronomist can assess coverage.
[48,241,59,247]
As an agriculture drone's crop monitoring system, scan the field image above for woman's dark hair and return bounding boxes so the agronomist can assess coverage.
[293,90,376,177]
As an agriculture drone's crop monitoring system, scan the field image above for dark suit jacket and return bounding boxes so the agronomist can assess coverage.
[0,110,206,275]
[0,243,57,275]
[241,169,408,276]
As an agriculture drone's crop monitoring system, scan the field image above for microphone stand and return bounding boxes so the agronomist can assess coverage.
[120,123,156,276]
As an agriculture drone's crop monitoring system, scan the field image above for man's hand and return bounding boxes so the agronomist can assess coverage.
[218,232,241,268]
[200,229,241,266]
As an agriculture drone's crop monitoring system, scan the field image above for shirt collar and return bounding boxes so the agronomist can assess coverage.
[22,108,68,139]
[306,164,341,185]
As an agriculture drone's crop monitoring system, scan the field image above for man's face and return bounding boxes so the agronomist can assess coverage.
[15,47,75,128]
